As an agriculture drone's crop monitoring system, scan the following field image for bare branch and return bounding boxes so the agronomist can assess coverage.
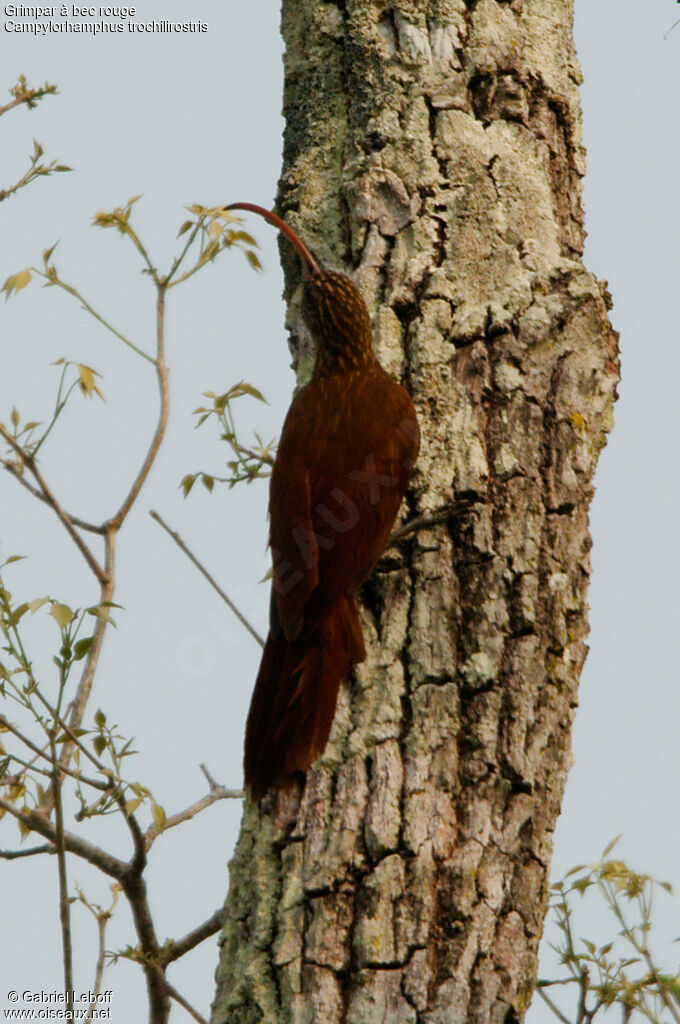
[150,509,264,648]
[576,968,589,1024]
[110,285,169,528]
[0,423,106,583]
[387,499,476,547]
[536,985,574,1024]
[51,736,74,1015]
[0,843,55,860]
[2,460,105,533]
[76,885,118,1022]
[32,269,154,364]
[118,796,146,877]
[86,912,108,1024]
[200,762,218,788]
[144,783,242,853]
[0,797,128,881]
[121,872,169,1022]
[164,983,208,1024]
[59,527,116,789]
[163,907,224,966]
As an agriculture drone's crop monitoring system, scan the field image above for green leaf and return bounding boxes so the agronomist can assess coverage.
[73,637,94,661]
[124,797,142,817]
[659,975,680,1007]
[93,735,107,757]
[572,877,594,895]
[238,382,266,403]
[42,243,58,266]
[3,555,25,566]
[201,474,214,493]
[87,606,117,627]
[8,603,29,627]
[151,803,166,831]
[229,230,258,247]
[10,407,20,428]
[602,835,622,858]
[245,249,262,272]
[180,474,196,497]
[51,603,74,629]
[94,709,107,727]
[177,220,193,237]
[0,269,32,301]
[13,269,33,298]
[77,364,104,401]
[202,239,219,262]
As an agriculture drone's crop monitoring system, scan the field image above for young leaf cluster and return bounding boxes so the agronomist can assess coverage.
[0,102,70,204]
[181,381,276,495]
[1,360,103,472]
[170,204,261,287]
[539,840,680,1024]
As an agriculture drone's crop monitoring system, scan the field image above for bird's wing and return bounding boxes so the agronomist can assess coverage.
[308,410,416,603]
[269,373,419,639]
[269,450,319,642]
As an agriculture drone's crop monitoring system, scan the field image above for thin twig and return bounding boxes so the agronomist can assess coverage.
[144,785,242,853]
[162,907,224,966]
[165,983,207,1024]
[51,737,74,1017]
[664,17,680,39]
[33,269,154,364]
[0,83,56,119]
[150,509,264,648]
[536,985,573,1024]
[641,949,680,1024]
[0,843,55,859]
[0,797,128,880]
[110,286,169,527]
[387,499,476,546]
[55,528,116,803]
[200,762,218,788]
[85,905,110,1022]
[2,461,105,533]
[0,714,110,791]
[576,968,589,1024]
[0,423,106,583]
[238,443,274,468]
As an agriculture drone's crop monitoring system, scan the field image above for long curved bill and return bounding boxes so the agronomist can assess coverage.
[225,202,321,276]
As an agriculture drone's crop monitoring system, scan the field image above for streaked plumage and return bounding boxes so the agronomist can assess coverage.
[226,204,419,799]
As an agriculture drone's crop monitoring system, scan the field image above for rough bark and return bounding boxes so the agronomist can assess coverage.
[211,1,619,1022]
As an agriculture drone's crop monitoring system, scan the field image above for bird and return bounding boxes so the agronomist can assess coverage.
[226,202,419,800]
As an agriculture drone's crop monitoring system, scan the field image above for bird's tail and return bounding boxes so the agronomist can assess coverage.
[244,593,365,799]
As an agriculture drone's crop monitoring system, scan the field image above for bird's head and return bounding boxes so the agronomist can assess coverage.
[225,202,375,373]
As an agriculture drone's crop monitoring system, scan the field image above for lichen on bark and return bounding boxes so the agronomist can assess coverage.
[211,1,619,1022]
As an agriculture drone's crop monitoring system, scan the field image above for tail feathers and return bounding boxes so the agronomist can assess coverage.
[244,594,365,799]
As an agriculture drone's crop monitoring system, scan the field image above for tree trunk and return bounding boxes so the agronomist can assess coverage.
[211,1,619,1022]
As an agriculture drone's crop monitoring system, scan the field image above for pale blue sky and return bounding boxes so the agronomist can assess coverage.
[1,2,678,1020]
